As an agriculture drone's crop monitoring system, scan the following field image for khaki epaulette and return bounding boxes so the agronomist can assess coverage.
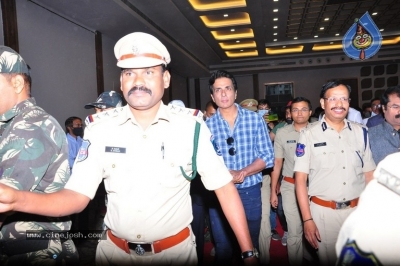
[84,107,124,127]
[168,104,204,123]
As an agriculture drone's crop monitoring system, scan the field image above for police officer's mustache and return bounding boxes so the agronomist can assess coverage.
[128,86,152,96]
[331,107,346,111]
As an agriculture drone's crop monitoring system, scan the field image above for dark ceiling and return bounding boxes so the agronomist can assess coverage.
[31,0,400,78]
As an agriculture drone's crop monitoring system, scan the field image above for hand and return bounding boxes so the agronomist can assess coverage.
[276,182,281,195]
[263,114,269,123]
[0,183,18,213]
[243,256,259,266]
[230,170,246,184]
[270,193,278,209]
[303,220,321,249]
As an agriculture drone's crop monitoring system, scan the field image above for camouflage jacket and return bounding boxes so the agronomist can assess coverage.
[0,98,71,241]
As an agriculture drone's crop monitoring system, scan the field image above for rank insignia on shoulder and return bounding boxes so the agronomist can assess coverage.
[76,139,91,162]
[85,107,123,126]
[337,240,382,266]
[168,104,204,120]
[296,143,305,157]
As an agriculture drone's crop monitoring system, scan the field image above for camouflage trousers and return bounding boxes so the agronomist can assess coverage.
[0,239,79,265]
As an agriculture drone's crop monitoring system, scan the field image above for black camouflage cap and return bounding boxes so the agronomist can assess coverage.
[84,91,123,109]
[0,46,30,74]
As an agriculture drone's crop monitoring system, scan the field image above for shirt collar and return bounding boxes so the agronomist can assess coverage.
[320,115,351,131]
[119,102,170,126]
[288,122,309,132]
[383,119,399,134]
[215,103,242,120]
[0,98,36,123]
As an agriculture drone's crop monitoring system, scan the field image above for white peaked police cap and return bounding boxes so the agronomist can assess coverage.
[114,32,171,68]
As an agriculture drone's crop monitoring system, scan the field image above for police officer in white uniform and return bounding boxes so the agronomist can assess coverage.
[336,152,400,266]
[0,32,258,265]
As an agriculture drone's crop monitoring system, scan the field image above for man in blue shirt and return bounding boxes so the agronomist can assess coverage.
[65,116,83,173]
[206,70,274,264]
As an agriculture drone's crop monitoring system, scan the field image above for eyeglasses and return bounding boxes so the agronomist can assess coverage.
[226,136,236,156]
[291,108,310,113]
[323,97,351,103]
[386,104,400,110]
[371,104,381,109]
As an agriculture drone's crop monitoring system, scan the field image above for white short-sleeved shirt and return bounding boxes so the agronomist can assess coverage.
[65,104,232,242]
[336,153,400,265]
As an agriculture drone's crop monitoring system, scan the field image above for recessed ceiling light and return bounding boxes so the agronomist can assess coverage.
[330,42,334,44]
[273,9,278,12]
[273,39,277,41]
[236,40,240,43]
[372,12,378,16]
[273,33,277,35]
[294,37,298,40]
[320,27,324,30]
[273,26,278,29]
[273,18,278,21]
[314,35,318,38]
[380,29,384,31]
[282,46,286,48]
[273,0,278,2]
[223,14,228,17]
[230,29,235,32]
[324,18,329,21]
[335,33,340,36]
[240,49,244,52]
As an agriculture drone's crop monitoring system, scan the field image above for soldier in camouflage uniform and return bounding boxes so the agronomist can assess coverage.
[0,46,78,265]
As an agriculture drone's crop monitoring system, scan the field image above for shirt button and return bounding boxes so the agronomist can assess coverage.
[341,150,344,153]
[339,136,341,139]
[171,163,174,167]
[112,164,115,168]
[143,135,147,139]
[343,167,345,169]
[323,152,326,155]
[137,235,141,239]
[343,198,346,201]
[343,182,346,185]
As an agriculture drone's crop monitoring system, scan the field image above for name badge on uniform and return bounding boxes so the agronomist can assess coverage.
[287,140,296,143]
[296,143,305,157]
[314,142,327,147]
[77,140,91,162]
[105,146,126,153]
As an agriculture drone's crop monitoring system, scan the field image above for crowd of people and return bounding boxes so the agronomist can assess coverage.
[0,31,399,266]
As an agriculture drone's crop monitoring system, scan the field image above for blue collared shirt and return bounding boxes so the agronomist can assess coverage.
[67,133,83,173]
[206,103,274,189]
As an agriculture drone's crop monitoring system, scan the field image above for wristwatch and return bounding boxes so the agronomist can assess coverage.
[241,248,259,260]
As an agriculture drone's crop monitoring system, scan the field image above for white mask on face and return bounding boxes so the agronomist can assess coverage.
[257,109,269,117]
